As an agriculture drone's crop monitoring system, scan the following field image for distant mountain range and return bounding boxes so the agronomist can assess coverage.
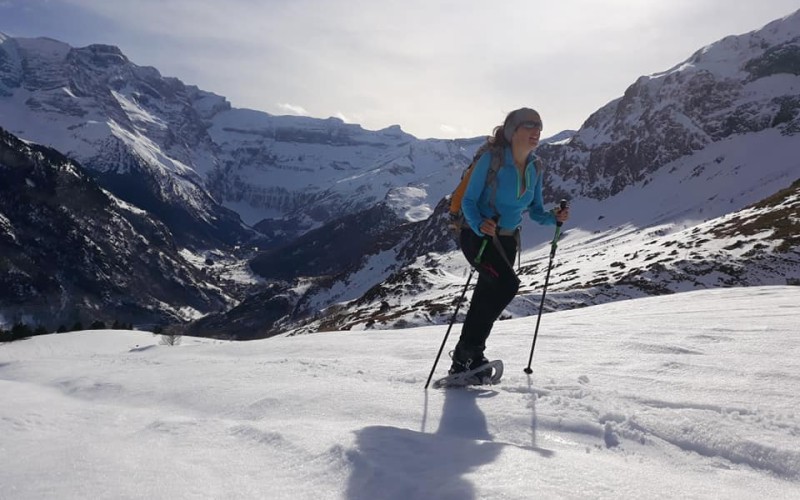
[1,10,798,336]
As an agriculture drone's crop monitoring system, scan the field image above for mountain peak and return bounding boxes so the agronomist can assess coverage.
[83,43,125,55]
[377,123,413,140]
[760,7,800,42]
[10,35,72,55]
[659,7,800,79]
[66,42,132,73]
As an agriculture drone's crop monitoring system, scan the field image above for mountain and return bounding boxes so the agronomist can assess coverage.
[0,126,236,328]
[2,287,799,498]
[0,34,251,249]
[186,196,457,338]
[0,31,494,331]
[537,10,800,202]
[207,113,498,250]
[0,32,488,248]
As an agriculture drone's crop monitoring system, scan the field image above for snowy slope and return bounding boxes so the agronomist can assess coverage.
[1,287,799,499]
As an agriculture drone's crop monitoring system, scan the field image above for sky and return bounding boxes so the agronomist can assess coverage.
[1,287,799,498]
[1,1,799,139]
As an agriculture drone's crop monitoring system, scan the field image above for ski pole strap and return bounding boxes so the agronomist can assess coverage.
[492,233,517,273]
[474,232,517,274]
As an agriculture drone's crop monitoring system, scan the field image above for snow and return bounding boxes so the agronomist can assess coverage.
[0,210,15,241]
[111,90,168,130]
[178,248,264,286]
[106,190,149,216]
[385,186,431,221]
[1,286,798,499]
[306,248,401,315]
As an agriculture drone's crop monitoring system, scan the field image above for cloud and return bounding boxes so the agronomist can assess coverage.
[277,103,308,116]
[438,124,477,139]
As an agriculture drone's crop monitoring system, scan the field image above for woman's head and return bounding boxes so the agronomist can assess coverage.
[490,108,543,150]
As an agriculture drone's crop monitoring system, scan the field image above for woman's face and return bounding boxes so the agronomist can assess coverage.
[512,118,543,151]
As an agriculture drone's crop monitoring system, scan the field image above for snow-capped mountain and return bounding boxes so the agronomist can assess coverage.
[538,10,800,201]
[208,111,464,223]
[0,32,490,248]
[0,34,251,249]
[0,126,238,328]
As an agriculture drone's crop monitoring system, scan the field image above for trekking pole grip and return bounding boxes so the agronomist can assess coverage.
[556,199,568,227]
[474,238,489,264]
[474,215,499,264]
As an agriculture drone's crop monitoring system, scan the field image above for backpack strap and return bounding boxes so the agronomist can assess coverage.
[485,147,504,218]
[490,152,541,274]
[531,153,545,182]
[481,147,519,274]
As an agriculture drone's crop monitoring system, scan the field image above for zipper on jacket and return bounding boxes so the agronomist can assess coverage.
[517,162,531,199]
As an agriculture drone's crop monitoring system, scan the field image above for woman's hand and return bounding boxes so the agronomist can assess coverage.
[555,206,570,223]
[480,218,497,236]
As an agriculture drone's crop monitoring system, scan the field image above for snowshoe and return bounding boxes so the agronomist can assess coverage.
[432,360,504,389]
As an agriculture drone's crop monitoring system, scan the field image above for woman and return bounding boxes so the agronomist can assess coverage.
[450,107,569,378]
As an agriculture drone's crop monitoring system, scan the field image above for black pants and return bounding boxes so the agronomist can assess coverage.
[456,229,520,358]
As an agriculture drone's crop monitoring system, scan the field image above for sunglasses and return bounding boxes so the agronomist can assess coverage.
[518,120,543,130]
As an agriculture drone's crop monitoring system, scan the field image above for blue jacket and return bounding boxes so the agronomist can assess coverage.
[462,146,556,236]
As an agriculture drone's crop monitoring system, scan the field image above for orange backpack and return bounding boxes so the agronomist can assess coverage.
[447,142,504,240]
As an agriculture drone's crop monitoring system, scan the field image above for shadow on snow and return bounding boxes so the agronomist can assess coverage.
[346,385,553,499]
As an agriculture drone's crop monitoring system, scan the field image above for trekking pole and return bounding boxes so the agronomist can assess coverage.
[424,268,475,389]
[524,200,568,375]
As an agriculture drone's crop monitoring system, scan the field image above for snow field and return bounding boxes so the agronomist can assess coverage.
[1,286,799,499]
